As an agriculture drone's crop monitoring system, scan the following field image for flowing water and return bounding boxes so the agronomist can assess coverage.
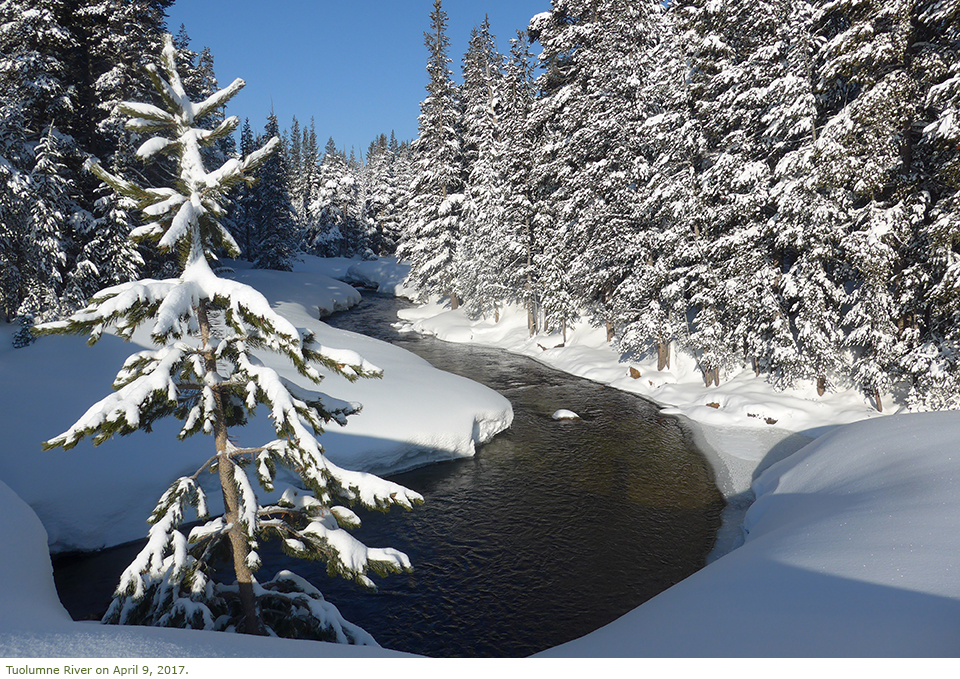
[53,293,724,657]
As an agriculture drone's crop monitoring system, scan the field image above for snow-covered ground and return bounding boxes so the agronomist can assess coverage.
[3,256,959,658]
[0,256,510,656]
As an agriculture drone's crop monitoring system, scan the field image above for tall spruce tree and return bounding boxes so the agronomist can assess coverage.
[398,0,465,308]
[500,32,539,334]
[39,35,421,641]
[253,111,299,271]
[897,0,960,409]
[457,17,507,320]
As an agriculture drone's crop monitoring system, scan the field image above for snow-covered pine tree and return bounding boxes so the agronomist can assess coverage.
[307,137,353,257]
[39,35,422,641]
[226,118,258,262]
[897,0,960,410]
[527,4,589,339]
[17,124,76,328]
[397,0,465,308]
[0,0,82,326]
[763,1,847,395]
[500,32,539,335]
[529,1,666,344]
[0,93,33,322]
[676,0,808,385]
[811,0,920,410]
[363,133,403,255]
[253,111,299,271]
[563,0,663,344]
[77,0,171,161]
[299,118,321,233]
[63,135,144,311]
[456,17,508,320]
[286,116,304,226]
[612,5,694,372]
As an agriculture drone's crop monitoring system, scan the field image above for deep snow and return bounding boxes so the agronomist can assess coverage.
[2,256,959,658]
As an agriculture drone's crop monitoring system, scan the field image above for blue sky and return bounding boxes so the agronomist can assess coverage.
[166,0,549,157]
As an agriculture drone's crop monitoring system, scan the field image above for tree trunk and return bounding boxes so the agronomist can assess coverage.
[606,321,615,343]
[703,366,720,387]
[450,291,459,310]
[874,386,883,413]
[198,301,265,636]
[817,375,826,397]
[657,337,670,371]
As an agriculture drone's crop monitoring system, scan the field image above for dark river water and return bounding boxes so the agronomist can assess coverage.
[53,293,724,657]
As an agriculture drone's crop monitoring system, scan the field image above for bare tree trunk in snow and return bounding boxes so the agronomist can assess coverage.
[658,336,670,371]
[198,301,265,636]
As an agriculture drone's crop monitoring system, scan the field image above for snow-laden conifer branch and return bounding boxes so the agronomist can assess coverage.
[193,79,246,123]
[257,487,412,589]
[115,101,176,125]
[115,475,207,600]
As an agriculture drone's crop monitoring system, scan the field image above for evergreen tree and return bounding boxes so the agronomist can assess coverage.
[286,116,304,224]
[398,0,465,308]
[226,118,259,262]
[64,136,144,310]
[809,0,920,409]
[613,5,696,372]
[457,17,507,319]
[500,32,539,335]
[78,0,172,161]
[40,35,421,640]
[0,97,32,321]
[898,0,960,409]
[363,133,400,255]
[297,118,322,241]
[307,137,353,257]
[17,124,75,325]
[253,111,299,271]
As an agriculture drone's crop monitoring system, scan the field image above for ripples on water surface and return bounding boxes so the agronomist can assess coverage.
[53,293,724,657]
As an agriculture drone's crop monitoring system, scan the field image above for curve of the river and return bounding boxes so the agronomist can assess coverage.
[53,292,724,657]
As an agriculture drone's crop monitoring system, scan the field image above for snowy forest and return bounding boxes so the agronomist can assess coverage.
[2,0,960,417]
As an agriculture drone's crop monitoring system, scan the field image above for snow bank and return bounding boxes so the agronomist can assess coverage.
[292,255,417,297]
[539,412,960,657]
[226,257,362,316]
